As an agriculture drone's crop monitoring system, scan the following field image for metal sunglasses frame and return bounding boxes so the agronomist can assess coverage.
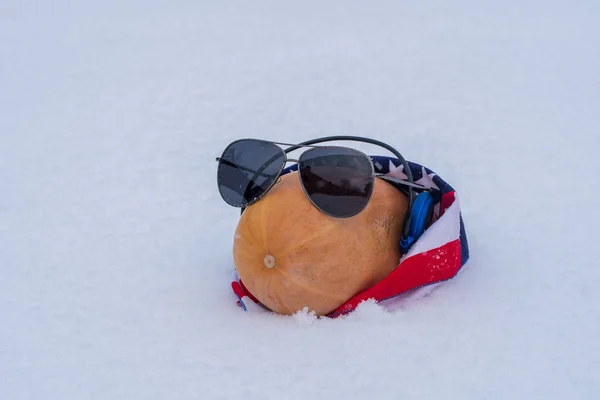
[216,135,430,237]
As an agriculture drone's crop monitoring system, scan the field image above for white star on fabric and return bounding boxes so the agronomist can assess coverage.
[414,166,439,190]
[388,160,408,180]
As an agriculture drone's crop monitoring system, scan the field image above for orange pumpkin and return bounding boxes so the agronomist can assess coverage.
[232,171,409,316]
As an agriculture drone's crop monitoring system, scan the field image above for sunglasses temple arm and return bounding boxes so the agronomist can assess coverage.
[375,174,430,190]
[289,136,414,179]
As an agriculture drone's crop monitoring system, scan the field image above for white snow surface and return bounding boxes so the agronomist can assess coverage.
[2,1,600,399]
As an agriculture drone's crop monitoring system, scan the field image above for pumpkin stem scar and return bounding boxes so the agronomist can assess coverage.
[264,254,277,268]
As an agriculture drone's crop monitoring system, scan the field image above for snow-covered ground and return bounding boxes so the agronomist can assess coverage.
[2,1,599,398]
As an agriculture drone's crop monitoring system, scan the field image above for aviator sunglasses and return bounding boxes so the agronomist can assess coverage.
[216,136,430,238]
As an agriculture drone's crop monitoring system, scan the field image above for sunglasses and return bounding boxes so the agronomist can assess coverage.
[216,136,430,236]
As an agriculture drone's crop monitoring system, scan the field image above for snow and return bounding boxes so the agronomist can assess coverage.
[1,0,599,398]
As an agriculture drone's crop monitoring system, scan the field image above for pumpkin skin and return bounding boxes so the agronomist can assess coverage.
[232,171,409,316]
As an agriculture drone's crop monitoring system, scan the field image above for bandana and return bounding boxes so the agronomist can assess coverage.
[230,156,470,317]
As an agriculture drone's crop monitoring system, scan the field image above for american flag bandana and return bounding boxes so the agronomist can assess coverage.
[230,156,470,317]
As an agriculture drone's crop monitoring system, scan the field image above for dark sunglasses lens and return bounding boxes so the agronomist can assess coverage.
[299,147,373,217]
[217,140,285,207]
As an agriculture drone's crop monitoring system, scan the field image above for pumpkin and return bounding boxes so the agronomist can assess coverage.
[232,171,409,316]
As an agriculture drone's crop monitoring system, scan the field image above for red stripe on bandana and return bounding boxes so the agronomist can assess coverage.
[328,238,462,317]
[239,279,260,303]
[439,191,455,216]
